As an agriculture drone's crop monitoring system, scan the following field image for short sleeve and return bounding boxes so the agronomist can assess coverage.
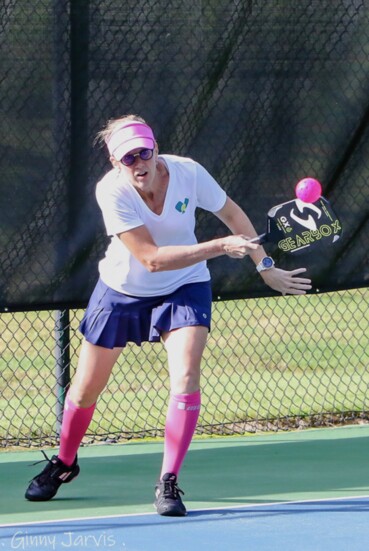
[96,174,144,236]
[195,162,227,212]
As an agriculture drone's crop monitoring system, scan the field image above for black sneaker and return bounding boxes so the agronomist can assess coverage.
[154,473,187,516]
[25,451,80,501]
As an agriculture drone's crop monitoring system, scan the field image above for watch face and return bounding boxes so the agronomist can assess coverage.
[262,257,274,268]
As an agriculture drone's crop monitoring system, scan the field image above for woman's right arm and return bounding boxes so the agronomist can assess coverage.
[118,225,259,272]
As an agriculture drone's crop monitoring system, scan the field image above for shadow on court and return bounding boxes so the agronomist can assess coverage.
[1,426,369,525]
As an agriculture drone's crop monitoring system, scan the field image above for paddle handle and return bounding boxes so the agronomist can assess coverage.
[249,233,267,245]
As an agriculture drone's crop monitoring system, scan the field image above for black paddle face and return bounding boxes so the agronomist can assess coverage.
[266,197,342,254]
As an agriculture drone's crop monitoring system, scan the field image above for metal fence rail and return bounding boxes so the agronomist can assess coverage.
[1,287,368,447]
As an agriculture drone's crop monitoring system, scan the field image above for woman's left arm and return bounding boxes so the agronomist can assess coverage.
[214,196,312,295]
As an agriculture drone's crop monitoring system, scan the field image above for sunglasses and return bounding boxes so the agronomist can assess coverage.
[121,148,154,166]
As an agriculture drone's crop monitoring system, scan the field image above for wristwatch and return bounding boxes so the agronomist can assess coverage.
[256,256,275,272]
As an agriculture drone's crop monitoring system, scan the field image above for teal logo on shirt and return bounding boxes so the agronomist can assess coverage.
[175,198,189,214]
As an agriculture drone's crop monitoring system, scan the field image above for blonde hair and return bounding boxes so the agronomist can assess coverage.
[94,114,148,147]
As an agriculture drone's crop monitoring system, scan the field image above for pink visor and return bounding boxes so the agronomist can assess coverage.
[106,122,155,160]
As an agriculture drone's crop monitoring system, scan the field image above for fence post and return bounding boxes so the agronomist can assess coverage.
[55,309,71,436]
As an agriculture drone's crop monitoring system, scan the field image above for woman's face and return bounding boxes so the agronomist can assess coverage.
[112,144,159,190]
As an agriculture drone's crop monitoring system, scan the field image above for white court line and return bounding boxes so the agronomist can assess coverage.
[2,494,369,528]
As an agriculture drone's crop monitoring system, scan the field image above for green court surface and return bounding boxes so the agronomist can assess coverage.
[1,425,368,525]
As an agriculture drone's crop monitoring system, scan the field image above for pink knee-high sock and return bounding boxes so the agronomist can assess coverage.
[160,390,201,479]
[58,394,96,466]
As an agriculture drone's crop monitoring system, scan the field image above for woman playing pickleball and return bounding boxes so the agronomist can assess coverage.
[25,115,311,515]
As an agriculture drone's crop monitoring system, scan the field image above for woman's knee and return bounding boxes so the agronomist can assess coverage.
[68,382,102,408]
[169,365,201,394]
[68,341,122,407]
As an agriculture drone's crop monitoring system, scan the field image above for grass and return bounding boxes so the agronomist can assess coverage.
[0,288,368,445]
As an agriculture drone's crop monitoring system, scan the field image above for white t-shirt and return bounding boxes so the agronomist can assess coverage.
[96,154,227,296]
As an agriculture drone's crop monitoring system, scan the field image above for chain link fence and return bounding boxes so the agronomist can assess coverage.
[1,287,368,447]
[1,1,368,447]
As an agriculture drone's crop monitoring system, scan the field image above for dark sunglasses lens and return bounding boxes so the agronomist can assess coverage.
[121,149,153,166]
[121,154,135,166]
[140,149,153,161]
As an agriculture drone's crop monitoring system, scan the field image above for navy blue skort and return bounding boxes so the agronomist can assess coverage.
[79,279,212,349]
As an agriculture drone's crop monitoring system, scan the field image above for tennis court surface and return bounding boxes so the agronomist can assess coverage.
[1,425,369,550]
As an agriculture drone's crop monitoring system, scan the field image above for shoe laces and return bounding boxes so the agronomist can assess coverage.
[162,478,184,500]
[29,450,53,468]
[28,451,57,483]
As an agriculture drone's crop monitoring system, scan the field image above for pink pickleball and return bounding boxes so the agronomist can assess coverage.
[295,177,322,203]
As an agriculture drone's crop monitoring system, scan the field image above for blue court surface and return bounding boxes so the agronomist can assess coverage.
[2,497,369,551]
